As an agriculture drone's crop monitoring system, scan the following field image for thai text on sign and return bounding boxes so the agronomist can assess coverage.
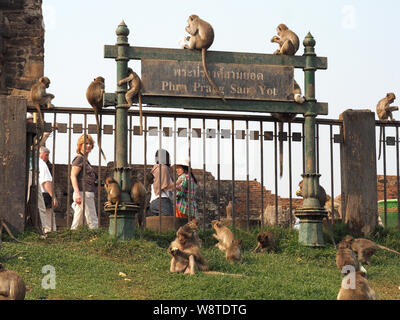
[141,59,294,101]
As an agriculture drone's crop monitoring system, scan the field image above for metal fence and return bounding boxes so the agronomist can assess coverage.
[26,106,400,232]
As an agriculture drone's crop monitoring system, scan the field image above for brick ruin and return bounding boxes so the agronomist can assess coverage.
[51,163,304,229]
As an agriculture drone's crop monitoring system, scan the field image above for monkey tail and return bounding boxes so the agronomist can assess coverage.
[378,126,383,160]
[201,48,226,103]
[138,92,143,135]
[278,122,284,178]
[203,271,244,277]
[94,111,106,161]
[376,244,400,255]
[114,200,119,238]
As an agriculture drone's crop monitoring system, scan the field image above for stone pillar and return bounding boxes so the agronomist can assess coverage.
[1,0,44,98]
[340,109,378,236]
[0,95,27,233]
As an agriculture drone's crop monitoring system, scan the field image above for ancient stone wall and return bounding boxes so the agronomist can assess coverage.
[0,0,44,97]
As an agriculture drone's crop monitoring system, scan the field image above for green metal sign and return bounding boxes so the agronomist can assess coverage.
[104,22,329,246]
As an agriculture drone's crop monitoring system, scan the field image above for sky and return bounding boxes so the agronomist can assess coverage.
[40,0,400,198]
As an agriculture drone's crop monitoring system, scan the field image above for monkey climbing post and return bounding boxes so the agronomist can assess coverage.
[104,21,139,240]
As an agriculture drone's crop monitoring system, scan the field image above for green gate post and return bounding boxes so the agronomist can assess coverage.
[104,21,139,240]
[295,33,328,247]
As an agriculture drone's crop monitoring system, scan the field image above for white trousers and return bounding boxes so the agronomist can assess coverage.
[38,191,57,234]
[71,191,98,230]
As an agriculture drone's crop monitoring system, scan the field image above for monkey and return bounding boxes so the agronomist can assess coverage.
[335,239,360,273]
[179,218,202,248]
[168,226,209,275]
[0,218,30,247]
[86,76,106,161]
[376,93,398,160]
[118,68,143,135]
[271,80,305,178]
[0,263,26,300]
[226,239,243,263]
[211,220,242,263]
[342,235,400,265]
[183,14,226,103]
[130,178,146,228]
[29,76,55,130]
[252,231,276,253]
[104,177,121,237]
[295,179,327,208]
[337,271,377,300]
[270,24,300,56]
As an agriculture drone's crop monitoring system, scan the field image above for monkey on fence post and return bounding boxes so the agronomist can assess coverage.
[104,177,121,238]
[117,68,143,135]
[376,92,398,160]
[30,76,55,133]
[181,14,226,103]
[86,76,107,161]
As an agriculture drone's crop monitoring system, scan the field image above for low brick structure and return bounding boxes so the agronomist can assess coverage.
[50,163,304,229]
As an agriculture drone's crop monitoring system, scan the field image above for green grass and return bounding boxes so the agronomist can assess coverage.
[1,224,399,300]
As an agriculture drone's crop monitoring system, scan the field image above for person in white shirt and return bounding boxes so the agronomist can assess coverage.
[38,146,59,235]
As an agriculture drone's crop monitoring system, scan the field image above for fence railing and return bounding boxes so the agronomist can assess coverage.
[27,106,399,231]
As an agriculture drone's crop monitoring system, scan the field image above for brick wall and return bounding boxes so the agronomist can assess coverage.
[377,175,399,201]
[51,163,303,227]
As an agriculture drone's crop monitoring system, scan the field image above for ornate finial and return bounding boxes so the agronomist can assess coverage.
[303,32,316,48]
[116,20,129,37]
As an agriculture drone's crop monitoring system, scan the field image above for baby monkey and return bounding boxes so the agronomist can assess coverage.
[0,264,26,300]
[118,68,143,135]
[253,231,275,253]
[182,14,226,102]
[104,177,121,237]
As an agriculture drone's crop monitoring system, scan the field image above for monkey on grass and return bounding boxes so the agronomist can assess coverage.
[104,177,121,238]
[211,220,242,263]
[337,271,377,300]
[253,231,276,253]
[182,14,226,103]
[118,68,143,135]
[168,223,243,277]
[0,264,26,300]
[342,235,400,265]
[86,76,107,161]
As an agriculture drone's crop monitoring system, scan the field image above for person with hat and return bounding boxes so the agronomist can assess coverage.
[175,157,198,219]
[148,149,175,217]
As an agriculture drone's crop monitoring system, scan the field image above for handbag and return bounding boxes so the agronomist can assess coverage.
[42,192,52,209]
